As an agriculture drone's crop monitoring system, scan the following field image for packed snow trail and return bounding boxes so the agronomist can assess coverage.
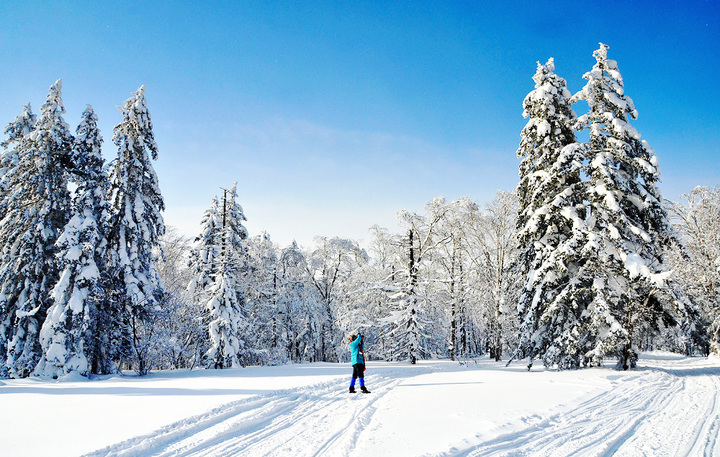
[80,355,720,457]
[84,365,432,457]
[446,353,720,457]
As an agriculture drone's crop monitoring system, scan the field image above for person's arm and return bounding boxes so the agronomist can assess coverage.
[350,334,361,350]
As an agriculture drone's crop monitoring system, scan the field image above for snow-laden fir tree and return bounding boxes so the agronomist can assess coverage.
[0,80,73,378]
[512,58,591,369]
[572,43,691,369]
[0,104,37,378]
[35,106,113,377]
[1,104,37,218]
[106,85,166,374]
[385,198,452,364]
[186,195,224,365]
[197,183,253,368]
[205,276,246,369]
[513,45,699,370]
[396,227,423,365]
[187,196,222,296]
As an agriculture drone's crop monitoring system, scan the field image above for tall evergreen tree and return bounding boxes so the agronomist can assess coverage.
[512,58,589,368]
[36,106,113,377]
[572,43,689,369]
[205,269,248,368]
[0,80,73,377]
[186,195,224,365]
[1,104,37,217]
[512,47,693,370]
[202,183,252,368]
[106,85,166,374]
[188,196,222,296]
[0,105,38,379]
[387,198,451,363]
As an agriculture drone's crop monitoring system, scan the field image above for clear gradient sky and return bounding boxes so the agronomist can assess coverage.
[1,1,718,247]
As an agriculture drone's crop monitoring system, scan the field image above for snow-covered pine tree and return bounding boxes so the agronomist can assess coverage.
[188,195,223,296]
[512,58,590,369]
[205,273,247,369]
[106,85,166,374]
[0,80,73,378]
[185,195,226,365]
[383,232,423,364]
[203,183,253,368]
[0,105,37,379]
[1,104,37,219]
[36,105,113,377]
[387,198,451,364]
[573,43,685,369]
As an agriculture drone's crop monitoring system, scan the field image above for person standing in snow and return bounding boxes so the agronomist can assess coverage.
[348,334,370,393]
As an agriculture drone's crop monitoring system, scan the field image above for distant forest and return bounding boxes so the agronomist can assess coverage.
[0,44,717,379]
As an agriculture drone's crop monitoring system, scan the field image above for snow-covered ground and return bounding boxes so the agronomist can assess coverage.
[2,352,719,456]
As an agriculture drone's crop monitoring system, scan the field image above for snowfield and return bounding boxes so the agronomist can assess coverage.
[2,352,719,456]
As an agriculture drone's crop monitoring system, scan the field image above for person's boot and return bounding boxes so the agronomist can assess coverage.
[361,386,370,393]
[349,386,356,393]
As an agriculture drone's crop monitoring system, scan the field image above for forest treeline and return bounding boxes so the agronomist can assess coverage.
[0,44,717,379]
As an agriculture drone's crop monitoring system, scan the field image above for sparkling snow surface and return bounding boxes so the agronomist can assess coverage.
[2,353,719,456]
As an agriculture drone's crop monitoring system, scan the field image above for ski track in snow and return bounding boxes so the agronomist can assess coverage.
[83,367,427,457]
[83,356,720,457]
[446,355,720,457]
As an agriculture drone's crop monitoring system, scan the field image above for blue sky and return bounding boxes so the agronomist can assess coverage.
[1,1,718,247]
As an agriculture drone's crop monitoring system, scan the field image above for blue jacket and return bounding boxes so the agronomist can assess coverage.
[349,334,364,365]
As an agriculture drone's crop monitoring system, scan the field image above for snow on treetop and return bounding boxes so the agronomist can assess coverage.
[532,58,555,86]
[594,43,609,62]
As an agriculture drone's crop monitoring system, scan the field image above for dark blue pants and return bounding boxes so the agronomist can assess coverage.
[350,363,365,387]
